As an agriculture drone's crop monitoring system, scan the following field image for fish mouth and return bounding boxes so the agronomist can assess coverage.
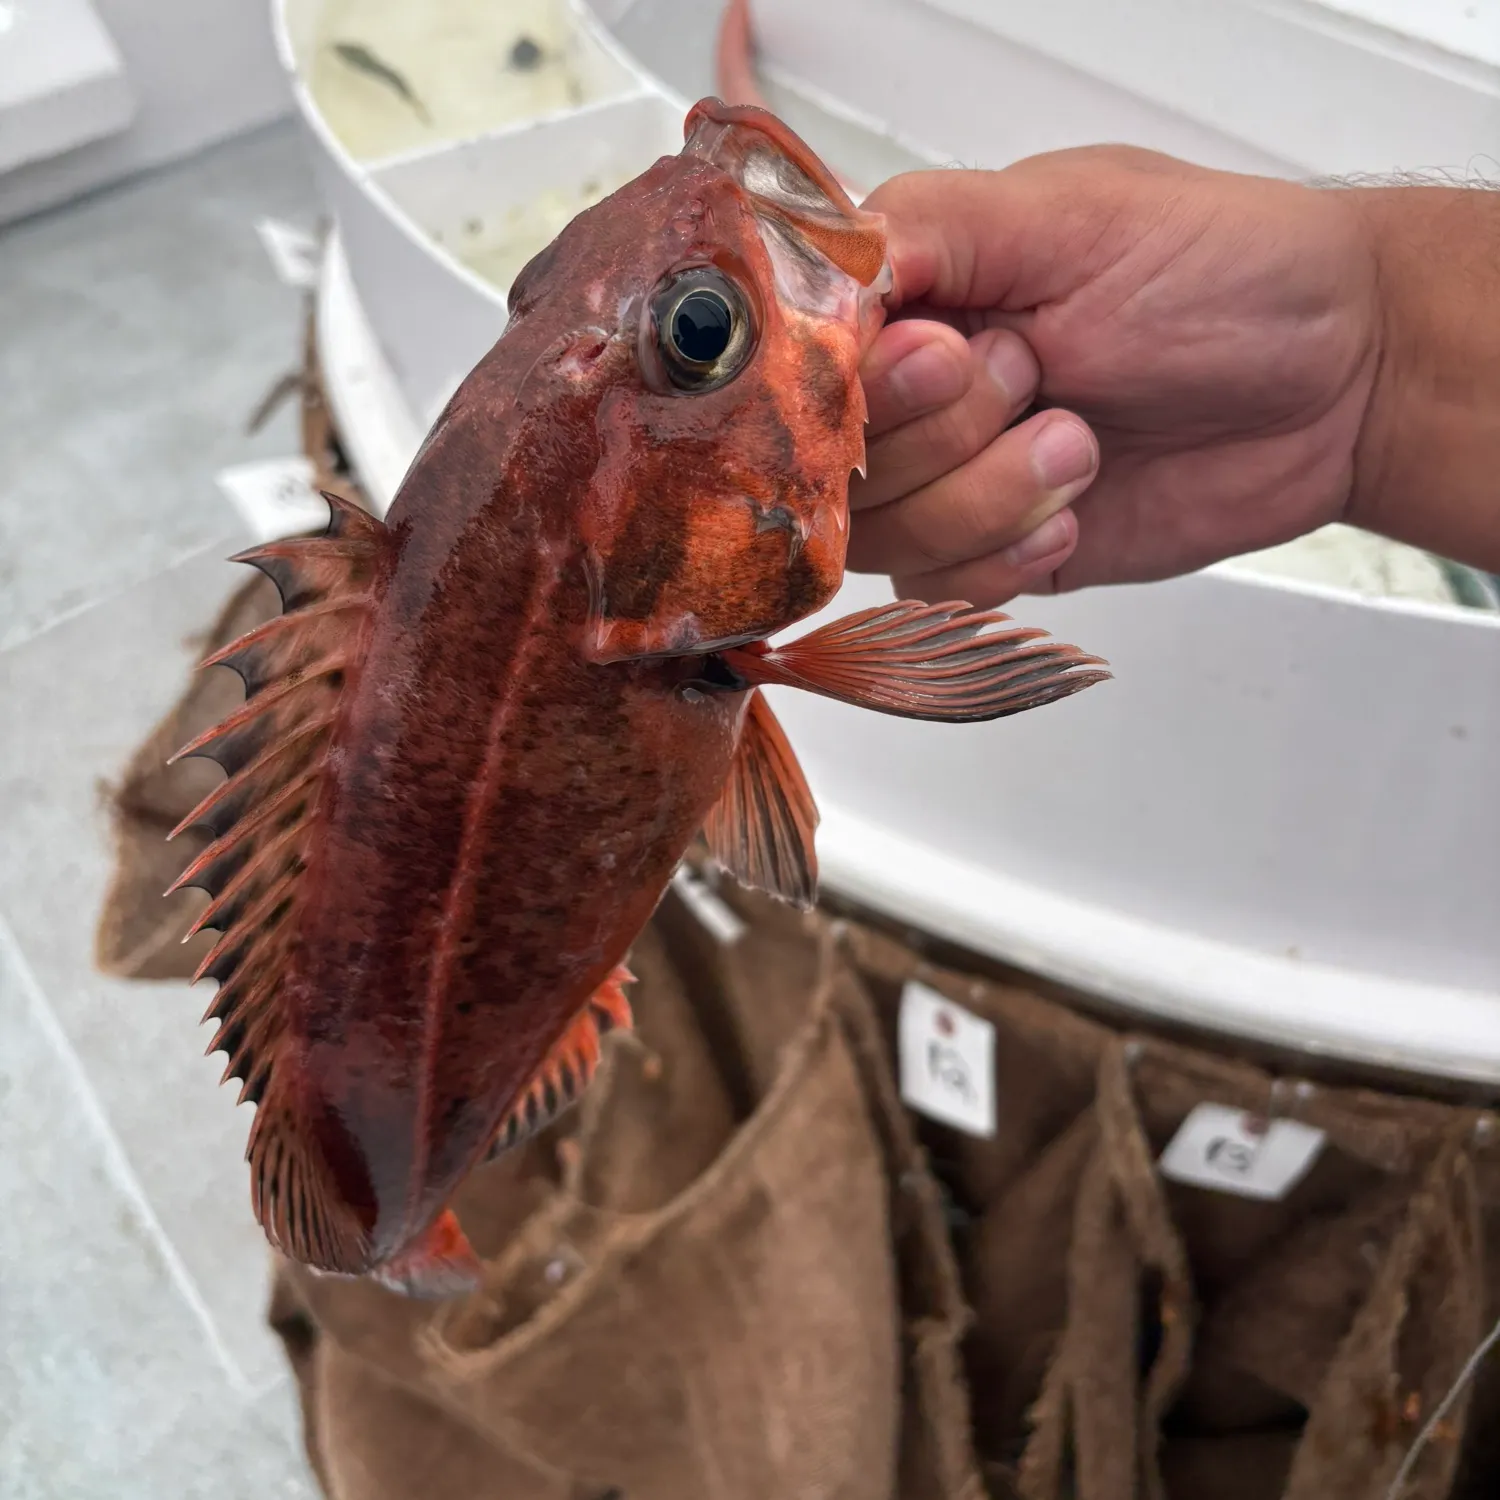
[682,97,891,297]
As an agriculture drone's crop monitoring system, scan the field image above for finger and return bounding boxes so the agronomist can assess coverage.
[859,319,974,435]
[847,409,1098,575]
[891,507,1080,608]
[886,303,1032,341]
[853,328,1040,511]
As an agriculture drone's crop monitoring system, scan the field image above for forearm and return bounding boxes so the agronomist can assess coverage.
[1349,185,1500,571]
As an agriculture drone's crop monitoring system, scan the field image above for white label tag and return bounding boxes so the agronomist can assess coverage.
[671,867,746,945]
[898,980,996,1138]
[215,458,327,543]
[256,217,320,289]
[1158,1104,1326,1201]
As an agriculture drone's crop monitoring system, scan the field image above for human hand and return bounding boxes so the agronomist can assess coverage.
[849,147,1383,603]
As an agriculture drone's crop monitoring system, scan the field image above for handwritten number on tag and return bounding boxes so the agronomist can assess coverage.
[898,981,996,1138]
[1158,1103,1325,1201]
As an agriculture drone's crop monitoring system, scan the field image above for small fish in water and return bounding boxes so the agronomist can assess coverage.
[509,35,544,71]
[332,40,432,125]
[166,99,1109,1298]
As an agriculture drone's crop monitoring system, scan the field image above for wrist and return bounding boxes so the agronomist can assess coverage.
[1342,188,1399,538]
[1345,184,1500,569]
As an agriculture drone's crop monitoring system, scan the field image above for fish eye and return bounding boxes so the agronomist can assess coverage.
[649,267,754,392]
[672,290,732,363]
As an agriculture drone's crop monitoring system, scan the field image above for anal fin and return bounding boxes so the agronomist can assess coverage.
[370,1209,482,1300]
[487,967,634,1160]
[721,599,1109,723]
[703,689,818,909]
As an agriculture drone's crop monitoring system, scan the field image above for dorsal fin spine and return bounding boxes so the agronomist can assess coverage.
[169,714,335,841]
[202,964,277,1032]
[198,915,295,1021]
[228,536,378,568]
[212,995,283,1081]
[168,662,348,766]
[167,765,320,896]
[320,488,384,538]
[181,817,306,939]
[194,868,299,987]
[166,765,320,896]
[198,595,369,672]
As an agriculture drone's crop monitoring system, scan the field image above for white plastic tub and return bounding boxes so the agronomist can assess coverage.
[351,92,683,427]
[272,0,667,426]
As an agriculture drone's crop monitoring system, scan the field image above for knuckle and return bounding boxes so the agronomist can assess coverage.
[887,507,955,572]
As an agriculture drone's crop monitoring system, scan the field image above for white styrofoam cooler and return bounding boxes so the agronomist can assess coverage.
[279,0,1500,1084]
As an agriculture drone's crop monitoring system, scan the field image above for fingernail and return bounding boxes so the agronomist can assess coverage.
[1029,418,1097,491]
[981,333,1039,406]
[883,341,969,414]
[1004,510,1074,569]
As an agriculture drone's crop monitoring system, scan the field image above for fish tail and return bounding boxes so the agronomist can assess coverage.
[370,1210,482,1300]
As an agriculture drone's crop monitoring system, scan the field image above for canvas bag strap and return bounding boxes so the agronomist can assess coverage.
[1285,1125,1484,1500]
[1017,1038,1195,1500]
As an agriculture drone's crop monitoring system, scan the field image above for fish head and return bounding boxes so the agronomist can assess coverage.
[498,97,891,662]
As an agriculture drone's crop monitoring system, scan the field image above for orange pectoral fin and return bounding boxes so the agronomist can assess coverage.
[370,1210,482,1300]
[704,689,819,909]
[721,601,1111,723]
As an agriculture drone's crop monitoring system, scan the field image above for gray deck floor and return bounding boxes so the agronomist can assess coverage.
[0,122,322,1498]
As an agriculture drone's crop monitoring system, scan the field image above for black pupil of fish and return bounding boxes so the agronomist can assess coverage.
[671,291,733,364]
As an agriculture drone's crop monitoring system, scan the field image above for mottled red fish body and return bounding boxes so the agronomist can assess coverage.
[172,96,889,1287]
[289,546,749,1259]
[270,98,893,1260]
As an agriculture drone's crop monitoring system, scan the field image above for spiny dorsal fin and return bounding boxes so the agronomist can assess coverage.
[231,491,386,608]
[703,688,819,910]
[165,491,390,1131]
[486,967,635,1161]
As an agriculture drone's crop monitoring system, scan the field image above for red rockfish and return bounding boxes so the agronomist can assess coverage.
[167,99,1108,1296]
